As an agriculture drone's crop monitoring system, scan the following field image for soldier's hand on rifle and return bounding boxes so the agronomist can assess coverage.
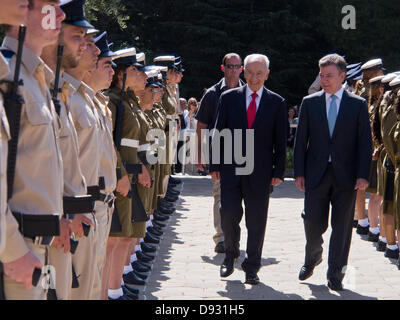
[3,252,43,290]
[138,164,151,188]
[70,215,94,238]
[51,218,72,253]
[116,174,130,197]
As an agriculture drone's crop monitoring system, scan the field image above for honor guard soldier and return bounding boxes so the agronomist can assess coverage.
[83,31,118,299]
[61,0,103,300]
[41,4,93,299]
[0,1,66,300]
[0,0,29,300]
[104,47,149,300]
[354,58,385,235]
[375,75,400,260]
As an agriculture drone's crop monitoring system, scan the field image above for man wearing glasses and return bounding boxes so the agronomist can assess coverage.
[196,53,244,254]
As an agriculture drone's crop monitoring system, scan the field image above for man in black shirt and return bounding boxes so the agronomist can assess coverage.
[196,53,244,253]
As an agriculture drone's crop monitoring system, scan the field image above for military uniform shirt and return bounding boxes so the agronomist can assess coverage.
[0,36,64,262]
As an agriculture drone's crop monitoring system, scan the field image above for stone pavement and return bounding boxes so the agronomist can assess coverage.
[144,176,400,300]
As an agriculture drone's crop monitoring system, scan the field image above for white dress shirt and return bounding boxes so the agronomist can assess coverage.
[325,87,344,119]
[245,84,264,112]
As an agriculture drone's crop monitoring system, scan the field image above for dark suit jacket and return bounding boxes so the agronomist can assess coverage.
[210,85,287,191]
[294,90,372,190]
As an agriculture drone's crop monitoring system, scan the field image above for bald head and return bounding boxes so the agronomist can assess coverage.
[244,54,270,71]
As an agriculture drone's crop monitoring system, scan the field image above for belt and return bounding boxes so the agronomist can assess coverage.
[121,138,139,149]
[138,143,150,152]
[98,192,115,205]
[12,212,60,244]
[63,195,94,215]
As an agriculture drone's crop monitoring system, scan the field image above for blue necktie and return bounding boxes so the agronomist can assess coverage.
[328,95,338,137]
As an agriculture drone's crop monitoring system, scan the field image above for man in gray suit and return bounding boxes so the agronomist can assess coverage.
[294,54,372,291]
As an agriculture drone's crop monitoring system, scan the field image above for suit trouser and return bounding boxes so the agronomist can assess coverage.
[3,239,46,300]
[47,247,72,300]
[220,175,270,273]
[303,164,356,280]
[212,179,224,245]
[91,202,113,300]
[70,214,96,300]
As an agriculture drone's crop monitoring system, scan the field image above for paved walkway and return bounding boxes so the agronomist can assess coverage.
[144,176,400,300]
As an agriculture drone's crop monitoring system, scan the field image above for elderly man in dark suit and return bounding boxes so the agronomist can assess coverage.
[210,54,287,285]
[294,54,372,291]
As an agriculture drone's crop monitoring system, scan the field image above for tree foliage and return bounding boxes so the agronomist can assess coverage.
[22,0,400,106]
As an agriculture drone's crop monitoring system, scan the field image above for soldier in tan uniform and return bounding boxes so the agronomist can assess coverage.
[41,11,91,300]
[353,59,385,235]
[0,0,66,300]
[375,77,400,259]
[0,0,29,261]
[389,84,400,269]
[83,31,117,300]
[104,48,149,300]
[62,1,103,298]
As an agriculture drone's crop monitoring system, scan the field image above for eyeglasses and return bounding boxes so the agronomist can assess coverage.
[225,64,242,70]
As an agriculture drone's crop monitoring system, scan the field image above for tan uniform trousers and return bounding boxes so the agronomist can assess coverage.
[70,214,96,300]
[91,201,113,300]
[47,247,72,300]
[4,239,46,300]
[212,179,224,244]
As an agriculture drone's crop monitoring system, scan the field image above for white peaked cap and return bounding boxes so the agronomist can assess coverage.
[112,48,137,61]
[361,58,383,70]
[369,75,385,84]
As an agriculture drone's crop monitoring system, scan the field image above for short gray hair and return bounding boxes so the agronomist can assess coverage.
[244,54,270,70]
[319,54,347,73]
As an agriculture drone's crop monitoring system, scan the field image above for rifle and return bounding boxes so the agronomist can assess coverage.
[0,26,26,301]
[113,71,127,150]
[4,25,26,200]
[51,44,64,116]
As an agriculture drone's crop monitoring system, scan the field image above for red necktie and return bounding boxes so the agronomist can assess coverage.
[247,92,258,128]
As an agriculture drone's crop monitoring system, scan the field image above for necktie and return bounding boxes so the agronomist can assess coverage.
[247,92,258,129]
[328,95,338,137]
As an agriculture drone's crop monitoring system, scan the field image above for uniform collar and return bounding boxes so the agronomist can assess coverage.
[2,36,44,77]
[0,52,10,80]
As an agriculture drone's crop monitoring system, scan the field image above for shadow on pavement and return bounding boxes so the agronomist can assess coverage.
[217,280,304,300]
[303,283,378,300]
[145,200,186,300]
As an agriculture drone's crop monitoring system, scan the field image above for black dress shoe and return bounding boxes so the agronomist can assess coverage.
[122,285,139,295]
[327,278,343,291]
[169,177,182,184]
[384,248,399,259]
[163,196,178,203]
[144,232,160,244]
[152,220,166,229]
[298,258,322,281]
[367,231,379,242]
[131,260,151,273]
[136,250,155,263]
[158,198,175,207]
[377,240,387,252]
[153,211,169,221]
[123,271,146,286]
[158,206,175,215]
[108,294,131,300]
[147,230,161,240]
[122,285,139,300]
[147,226,163,237]
[356,224,369,235]
[166,189,180,196]
[141,242,157,253]
[155,208,172,217]
[353,220,358,228]
[220,258,235,278]
[132,269,148,280]
[214,241,225,253]
[245,272,260,285]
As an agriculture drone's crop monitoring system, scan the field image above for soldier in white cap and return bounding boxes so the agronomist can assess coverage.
[354,58,385,236]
